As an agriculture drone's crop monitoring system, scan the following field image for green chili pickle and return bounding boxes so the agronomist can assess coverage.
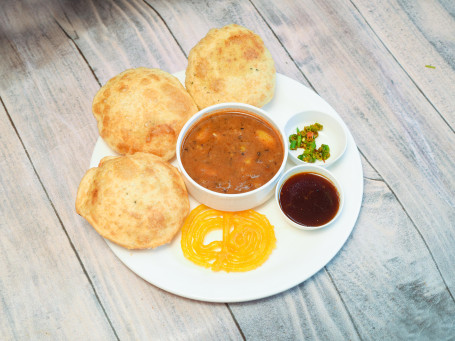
[289,123,330,162]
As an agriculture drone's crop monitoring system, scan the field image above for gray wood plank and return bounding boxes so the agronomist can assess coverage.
[230,270,361,340]
[251,0,455,296]
[0,1,242,339]
[51,0,188,83]
[351,0,455,127]
[327,178,455,339]
[361,154,383,181]
[0,104,116,339]
[440,0,455,16]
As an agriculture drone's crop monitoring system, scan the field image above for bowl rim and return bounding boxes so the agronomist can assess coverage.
[285,110,348,167]
[176,102,289,199]
[275,164,344,230]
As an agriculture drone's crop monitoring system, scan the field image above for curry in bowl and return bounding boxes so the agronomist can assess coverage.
[180,109,284,194]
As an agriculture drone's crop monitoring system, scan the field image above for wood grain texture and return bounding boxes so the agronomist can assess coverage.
[361,154,383,181]
[352,0,455,127]
[252,0,455,297]
[327,178,455,339]
[0,1,242,339]
[0,103,115,339]
[230,270,361,340]
[440,0,455,16]
[51,0,188,83]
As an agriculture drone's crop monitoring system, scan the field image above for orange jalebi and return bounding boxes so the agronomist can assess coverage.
[181,204,276,272]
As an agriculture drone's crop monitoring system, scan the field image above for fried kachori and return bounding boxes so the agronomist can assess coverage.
[185,24,276,109]
[92,67,198,160]
[75,152,190,249]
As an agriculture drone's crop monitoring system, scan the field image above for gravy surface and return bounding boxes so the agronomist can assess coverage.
[181,110,284,194]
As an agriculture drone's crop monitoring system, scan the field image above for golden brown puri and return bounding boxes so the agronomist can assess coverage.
[75,153,190,249]
[185,24,276,110]
[92,68,198,161]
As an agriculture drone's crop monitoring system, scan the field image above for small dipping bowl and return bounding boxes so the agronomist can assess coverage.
[176,103,288,212]
[275,165,344,230]
[285,110,347,167]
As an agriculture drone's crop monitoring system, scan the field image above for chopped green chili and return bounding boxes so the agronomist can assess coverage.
[290,139,297,149]
[289,122,330,162]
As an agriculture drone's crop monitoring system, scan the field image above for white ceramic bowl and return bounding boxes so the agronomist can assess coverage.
[176,103,288,211]
[284,110,347,167]
[275,165,344,230]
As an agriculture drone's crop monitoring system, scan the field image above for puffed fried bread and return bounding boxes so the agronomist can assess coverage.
[75,152,190,249]
[92,68,198,160]
[186,24,276,109]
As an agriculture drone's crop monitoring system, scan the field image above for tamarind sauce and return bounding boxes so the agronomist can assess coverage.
[279,172,340,227]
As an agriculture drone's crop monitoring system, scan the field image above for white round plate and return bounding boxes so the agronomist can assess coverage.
[89,72,363,303]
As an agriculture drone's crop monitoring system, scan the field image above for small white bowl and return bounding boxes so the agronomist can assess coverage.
[284,111,347,167]
[176,103,288,212]
[275,165,344,230]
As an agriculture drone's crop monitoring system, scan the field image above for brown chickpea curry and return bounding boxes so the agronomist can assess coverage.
[181,109,284,194]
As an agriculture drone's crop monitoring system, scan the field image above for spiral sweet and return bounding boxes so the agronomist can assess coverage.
[181,205,276,272]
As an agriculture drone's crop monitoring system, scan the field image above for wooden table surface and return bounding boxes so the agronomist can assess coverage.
[1,0,454,339]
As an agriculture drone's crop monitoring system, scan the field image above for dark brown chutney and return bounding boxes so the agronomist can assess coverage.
[181,109,284,194]
[279,172,340,226]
